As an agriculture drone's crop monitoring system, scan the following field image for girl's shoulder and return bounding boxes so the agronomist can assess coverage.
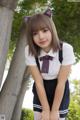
[25,45,29,53]
[61,42,75,65]
[63,42,73,47]
[62,42,73,51]
[25,45,32,56]
[25,45,37,66]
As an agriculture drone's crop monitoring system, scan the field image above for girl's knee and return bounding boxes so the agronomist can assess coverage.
[34,111,41,120]
[59,118,65,120]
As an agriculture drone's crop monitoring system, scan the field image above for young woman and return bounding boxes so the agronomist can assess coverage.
[25,10,75,120]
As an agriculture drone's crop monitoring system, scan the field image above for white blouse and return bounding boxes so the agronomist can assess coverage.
[25,42,75,80]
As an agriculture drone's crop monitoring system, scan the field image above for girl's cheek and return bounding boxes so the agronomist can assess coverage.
[33,36,37,41]
[33,39,38,45]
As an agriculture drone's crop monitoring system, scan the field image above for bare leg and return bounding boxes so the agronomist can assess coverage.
[34,111,42,120]
[34,111,65,120]
[59,118,65,120]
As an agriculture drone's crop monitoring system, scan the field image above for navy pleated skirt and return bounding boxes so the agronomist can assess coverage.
[32,78,70,118]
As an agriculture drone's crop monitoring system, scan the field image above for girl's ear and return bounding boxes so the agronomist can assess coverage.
[24,16,31,22]
[44,8,52,18]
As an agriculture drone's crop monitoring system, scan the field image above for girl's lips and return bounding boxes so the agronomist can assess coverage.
[39,40,47,44]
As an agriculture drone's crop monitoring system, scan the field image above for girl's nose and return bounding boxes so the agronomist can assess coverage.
[38,31,44,40]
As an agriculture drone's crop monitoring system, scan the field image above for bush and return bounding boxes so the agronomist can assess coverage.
[67,99,80,120]
[21,108,34,120]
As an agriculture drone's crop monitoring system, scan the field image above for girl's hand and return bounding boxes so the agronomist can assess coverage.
[50,110,59,120]
[41,110,50,120]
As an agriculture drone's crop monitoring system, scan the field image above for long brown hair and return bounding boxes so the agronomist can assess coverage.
[26,14,60,57]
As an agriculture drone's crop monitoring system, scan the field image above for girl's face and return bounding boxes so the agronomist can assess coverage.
[33,27,52,52]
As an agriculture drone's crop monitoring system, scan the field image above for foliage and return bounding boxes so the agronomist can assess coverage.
[9,0,80,61]
[67,99,80,120]
[67,79,80,119]
[51,1,80,61]
[71,79,80,104]
[8,11,23,59]
[20,108,34,120]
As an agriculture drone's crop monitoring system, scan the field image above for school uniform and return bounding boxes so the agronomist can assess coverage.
[25,42,75,119]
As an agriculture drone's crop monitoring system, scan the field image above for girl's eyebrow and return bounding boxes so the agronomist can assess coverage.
[42,27,48,29]
[40,27,48,30]
[41,27,48,30]
[32,27,48,33]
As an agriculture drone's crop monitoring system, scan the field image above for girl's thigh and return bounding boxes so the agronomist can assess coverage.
[34,111,42,120]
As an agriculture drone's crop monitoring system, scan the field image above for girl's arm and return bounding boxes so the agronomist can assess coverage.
[50,65,71,119]
[29,65,50,111]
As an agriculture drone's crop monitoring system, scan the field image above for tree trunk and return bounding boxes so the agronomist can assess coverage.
[0,0,18,10]
[0,6,14,86]
[0,33,27,120]
[0,0,18,86]
[11,67,31,120]
[0,1,31,120]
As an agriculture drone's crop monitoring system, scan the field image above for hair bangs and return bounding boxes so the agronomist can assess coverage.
[30,14,50,34]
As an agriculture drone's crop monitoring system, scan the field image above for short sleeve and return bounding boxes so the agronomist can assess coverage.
[62,43,76,65]
[25,45,37,66]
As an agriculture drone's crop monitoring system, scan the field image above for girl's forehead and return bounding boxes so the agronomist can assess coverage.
[31,21,48,32]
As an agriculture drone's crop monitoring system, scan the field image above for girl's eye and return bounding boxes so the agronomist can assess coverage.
[43,28,48,32]
[33,32,38,36]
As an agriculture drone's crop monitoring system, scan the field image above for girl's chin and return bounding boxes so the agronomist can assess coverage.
[41,46,51,52]
[39,43,48,47]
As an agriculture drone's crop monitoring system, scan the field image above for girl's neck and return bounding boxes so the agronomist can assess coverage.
[42,46,51,53]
